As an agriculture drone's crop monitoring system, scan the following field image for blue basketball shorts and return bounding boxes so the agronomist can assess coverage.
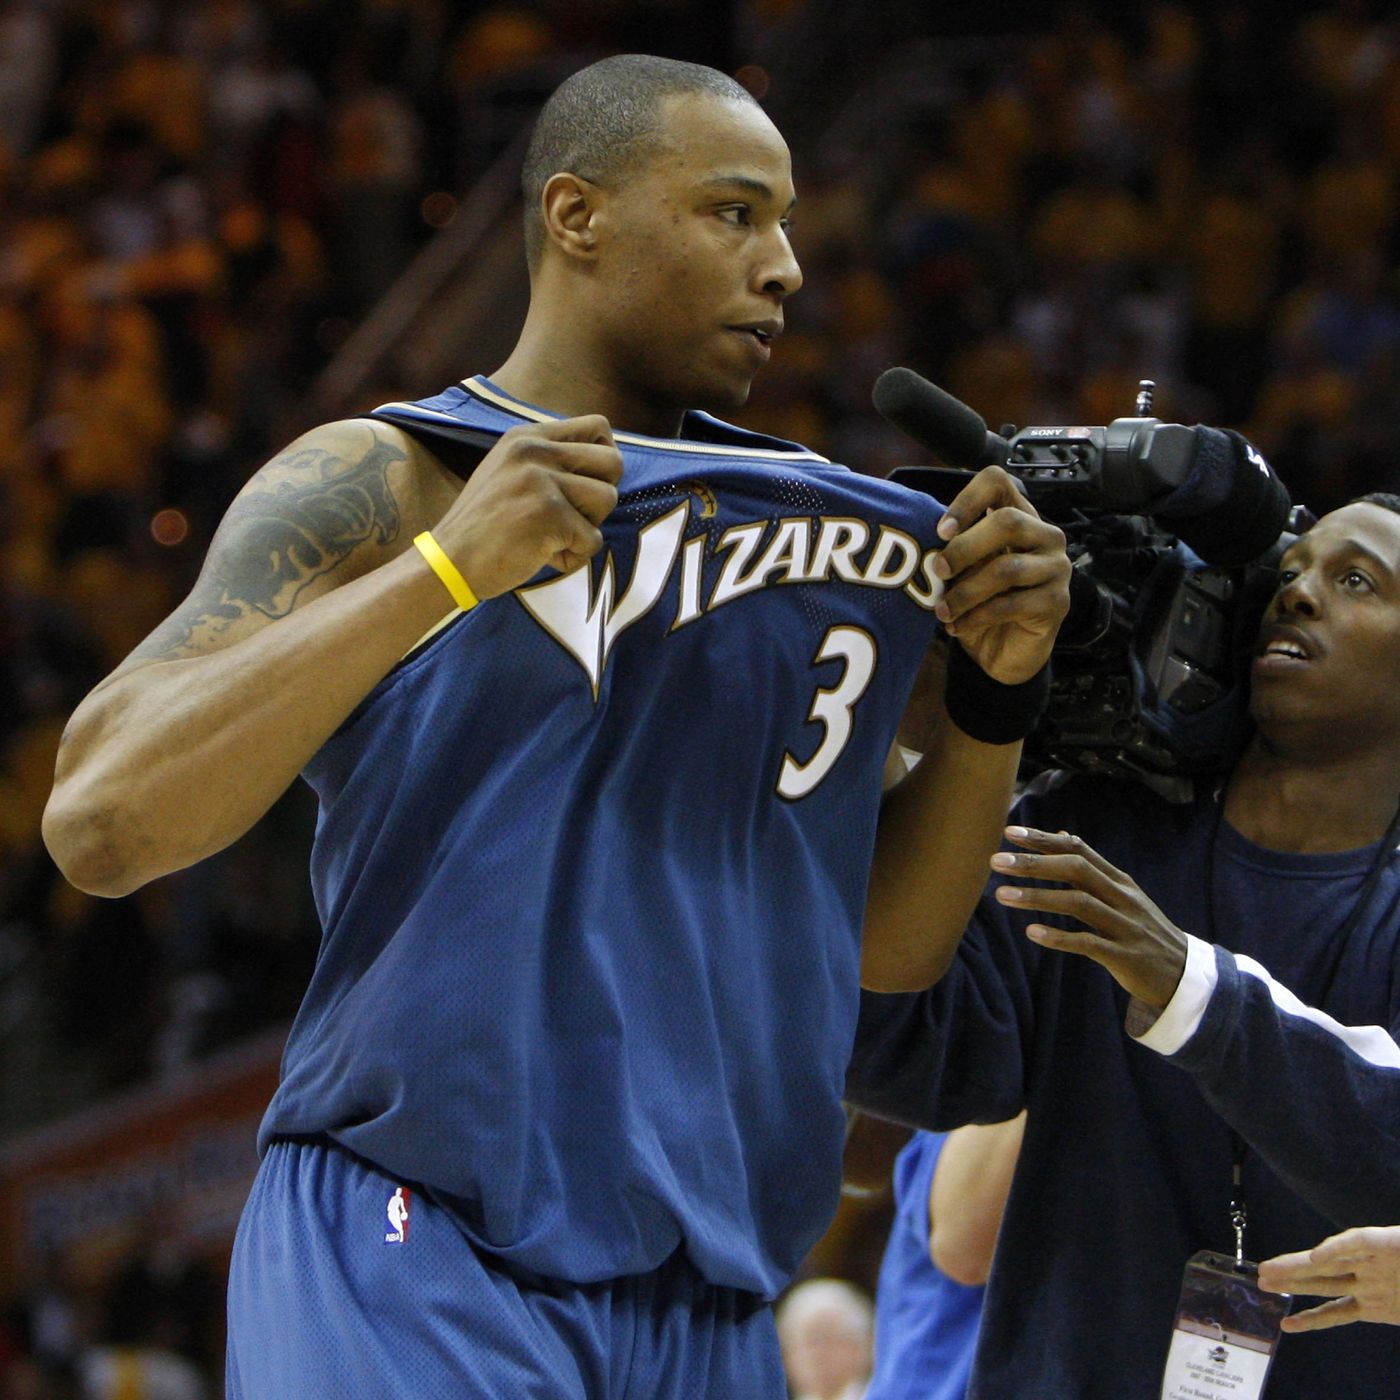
[226,1138,787,1398]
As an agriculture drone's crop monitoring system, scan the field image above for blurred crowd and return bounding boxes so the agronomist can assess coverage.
[4,0,1400,1393]
[2,1229,223,1400]
[749,0,1400,506]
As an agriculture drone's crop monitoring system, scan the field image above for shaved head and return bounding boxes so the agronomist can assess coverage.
[521,54,758,268]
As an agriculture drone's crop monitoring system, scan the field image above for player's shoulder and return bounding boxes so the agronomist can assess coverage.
[204,413,459,592]
[256,414,464,517]
[256,414,437,478]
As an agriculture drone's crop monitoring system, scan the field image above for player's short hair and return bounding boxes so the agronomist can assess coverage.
[521,54,757,269]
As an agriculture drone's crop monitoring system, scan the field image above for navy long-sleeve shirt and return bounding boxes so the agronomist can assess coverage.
[848,773,1400,1399]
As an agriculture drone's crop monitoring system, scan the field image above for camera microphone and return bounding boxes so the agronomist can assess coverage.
[872,367,1009,469]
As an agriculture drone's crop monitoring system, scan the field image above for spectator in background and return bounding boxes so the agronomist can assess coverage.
[326,48,423,311]
[4,1247,83,1379]
[776,1278,874,1400]
[864,1115,1025,1400]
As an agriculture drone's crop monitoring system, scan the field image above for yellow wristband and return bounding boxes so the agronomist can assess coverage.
[413,531,479,612]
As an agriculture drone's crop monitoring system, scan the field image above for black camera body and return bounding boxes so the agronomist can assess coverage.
[995,417,1198,514]
[889,399,1302,801]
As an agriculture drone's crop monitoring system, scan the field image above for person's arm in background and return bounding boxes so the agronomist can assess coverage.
[929,1112,1026,1287]
[862,468,1070,993]
[1259,1226,1400,1331]
[989,827,1400,1226]
[42,416,622,896]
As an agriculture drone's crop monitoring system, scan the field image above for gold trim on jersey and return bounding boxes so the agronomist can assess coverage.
[458,377,831,462]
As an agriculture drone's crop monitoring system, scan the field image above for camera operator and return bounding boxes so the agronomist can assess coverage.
[847,494,1400,1398]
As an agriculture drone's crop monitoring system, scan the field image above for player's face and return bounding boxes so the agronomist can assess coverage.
[590,92,801,420]
[1251,502,1400,743]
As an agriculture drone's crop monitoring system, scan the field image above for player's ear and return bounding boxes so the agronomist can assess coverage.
[541,173,602,262]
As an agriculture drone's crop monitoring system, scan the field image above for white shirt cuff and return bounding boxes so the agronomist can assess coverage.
[1129,934,1218,1054]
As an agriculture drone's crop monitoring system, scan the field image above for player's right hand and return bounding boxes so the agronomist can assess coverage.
[430,415,623,598]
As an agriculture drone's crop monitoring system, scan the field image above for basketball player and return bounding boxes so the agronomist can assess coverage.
[43,55,1070,1396]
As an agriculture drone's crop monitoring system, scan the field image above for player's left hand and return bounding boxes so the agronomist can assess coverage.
[988,826,1188,1009]
[933,466,1070,684]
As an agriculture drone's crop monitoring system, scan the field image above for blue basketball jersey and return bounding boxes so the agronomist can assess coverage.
[259,376,946,1298]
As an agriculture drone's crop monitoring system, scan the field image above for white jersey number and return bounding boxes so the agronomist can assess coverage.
[778,626,878,800]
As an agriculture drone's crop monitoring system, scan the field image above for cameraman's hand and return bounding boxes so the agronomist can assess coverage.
[1259,1226,1400,1331]
[988,826,1188,1009]
[933,467,1070,684]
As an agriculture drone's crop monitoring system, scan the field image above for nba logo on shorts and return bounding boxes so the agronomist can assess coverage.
[385,1186,411,1244]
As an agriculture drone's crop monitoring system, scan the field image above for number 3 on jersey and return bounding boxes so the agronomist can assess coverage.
[778,626,878,800]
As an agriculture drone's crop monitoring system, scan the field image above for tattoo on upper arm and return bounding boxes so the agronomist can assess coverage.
[130,436,407,662]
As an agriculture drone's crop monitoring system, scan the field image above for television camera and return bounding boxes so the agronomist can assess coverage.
[874,368,1310,800]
